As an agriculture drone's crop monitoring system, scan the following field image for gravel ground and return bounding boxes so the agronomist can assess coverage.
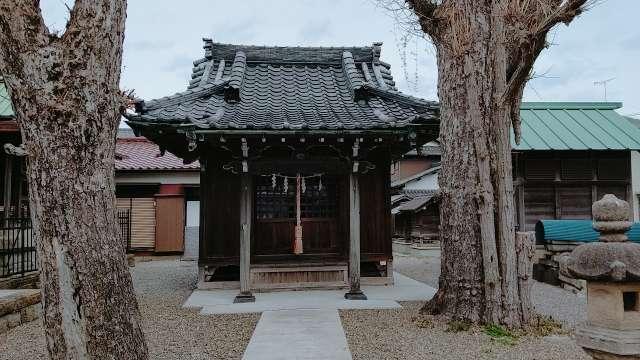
[340,255,588,360]
[392,254,587,329]
[0,254,589,360]
[0,259,259,360]
[340,302,590,360]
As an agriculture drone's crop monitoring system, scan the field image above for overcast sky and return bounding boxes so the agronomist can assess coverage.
[40,0,639,118]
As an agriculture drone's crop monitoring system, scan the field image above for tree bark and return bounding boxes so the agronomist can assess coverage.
[0,1,148,358]
[515,231,535,325]
[406,0,587,328]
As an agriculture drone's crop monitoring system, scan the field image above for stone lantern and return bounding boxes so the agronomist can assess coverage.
[562,194,640,359]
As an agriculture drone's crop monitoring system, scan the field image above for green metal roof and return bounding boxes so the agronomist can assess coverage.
[536,220,640,243]
[0,81,14,118]
[513,102,640,150]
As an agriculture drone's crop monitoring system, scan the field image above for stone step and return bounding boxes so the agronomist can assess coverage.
[0,289,41,334]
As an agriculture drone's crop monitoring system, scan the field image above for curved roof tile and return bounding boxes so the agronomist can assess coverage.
[127,41,438,131]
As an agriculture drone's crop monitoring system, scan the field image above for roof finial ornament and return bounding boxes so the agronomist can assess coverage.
[592,194,632,242]
[561,194,640,358]
[561,194,640,282]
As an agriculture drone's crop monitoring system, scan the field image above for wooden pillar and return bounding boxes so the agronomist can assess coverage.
[234,172,255,303]
[404,214,414,243]
[345,171,367,300]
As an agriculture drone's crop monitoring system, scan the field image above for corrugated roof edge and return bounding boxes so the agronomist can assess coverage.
[521,102,622,110]
[0,80,15,118]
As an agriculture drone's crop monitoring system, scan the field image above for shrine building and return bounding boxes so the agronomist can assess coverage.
[126,40,439,302]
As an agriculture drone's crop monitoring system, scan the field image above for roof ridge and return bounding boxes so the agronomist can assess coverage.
[224,51,246,103]
[204,39,376,51]
[202,40,382,64]
[138,80,229,112]
[521,102,622,110]
[341,51,367,101]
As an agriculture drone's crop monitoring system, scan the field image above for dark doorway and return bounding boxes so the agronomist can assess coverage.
[252,173,342,261]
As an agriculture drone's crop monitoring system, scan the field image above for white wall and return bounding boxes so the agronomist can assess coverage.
[403,173,439,191]
[186,201,200,227]
[632,151,640,221]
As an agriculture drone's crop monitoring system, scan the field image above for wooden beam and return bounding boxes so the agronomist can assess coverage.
[234,173,255,303]
[345,171,367,300]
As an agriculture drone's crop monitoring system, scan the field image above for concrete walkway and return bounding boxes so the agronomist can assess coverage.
[185,273,435,360]
[242,309,351,360]
[184,272,436,314]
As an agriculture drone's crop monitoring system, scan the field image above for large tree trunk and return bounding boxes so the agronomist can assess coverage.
[421,7,521,325]
[404,0,587,328]
[0,1,148,358]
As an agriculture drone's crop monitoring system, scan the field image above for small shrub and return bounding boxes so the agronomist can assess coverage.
[531,315,566,337]
[446,320,472,332]
[484,324,519,346]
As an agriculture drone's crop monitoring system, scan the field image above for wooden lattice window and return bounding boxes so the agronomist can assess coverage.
[255,177,295,220]
[254,175,337,220]
[301,176,337,218]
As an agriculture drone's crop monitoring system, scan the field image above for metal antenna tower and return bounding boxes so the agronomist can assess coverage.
[593,77,615,101]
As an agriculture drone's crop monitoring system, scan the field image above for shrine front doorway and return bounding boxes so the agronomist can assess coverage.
[250,172,350,291]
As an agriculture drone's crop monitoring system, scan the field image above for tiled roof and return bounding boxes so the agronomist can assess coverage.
[115,138,200,171]
[0,81,14,118]
[401,189,438,198]
[396,191,438,212]
[515,102,640,150]
[126,41,438,131]
[391,165,440,188]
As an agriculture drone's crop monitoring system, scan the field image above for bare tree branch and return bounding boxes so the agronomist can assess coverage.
[501,0,590,145]
[405,0,440,38]
[373,0,429,39]
[503,0,589,103]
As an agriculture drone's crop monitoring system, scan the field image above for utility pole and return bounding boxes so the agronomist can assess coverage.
[593,78,615,101]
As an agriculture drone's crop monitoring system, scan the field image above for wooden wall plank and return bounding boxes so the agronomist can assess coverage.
[117,197,156,249]
[155,195,185,252]
[200,152,241,263]
[359,150,392,260]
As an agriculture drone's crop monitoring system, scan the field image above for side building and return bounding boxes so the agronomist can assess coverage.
[0,80,34,280]
[115,129,200,257]
[392,102,640,243]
